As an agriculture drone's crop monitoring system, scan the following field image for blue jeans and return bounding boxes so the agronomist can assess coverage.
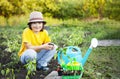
[20,47,57,69]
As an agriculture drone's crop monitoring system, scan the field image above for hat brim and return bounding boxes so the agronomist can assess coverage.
[27,20,46,25]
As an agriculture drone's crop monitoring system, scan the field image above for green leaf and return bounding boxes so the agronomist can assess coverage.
[54,53,57,60]
[1,70,5,76]
[6,68,10,76]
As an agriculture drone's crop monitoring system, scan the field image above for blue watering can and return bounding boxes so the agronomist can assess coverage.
[57,38,98,77]
[58,38,98,68]
[57,38,98,79]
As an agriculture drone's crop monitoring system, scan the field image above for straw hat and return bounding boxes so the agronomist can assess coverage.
[28,11,46,25]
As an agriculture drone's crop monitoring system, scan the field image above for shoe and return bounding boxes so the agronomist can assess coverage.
[37,66,49,71]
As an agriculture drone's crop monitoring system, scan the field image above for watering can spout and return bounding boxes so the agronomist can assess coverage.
[82,38,98,66]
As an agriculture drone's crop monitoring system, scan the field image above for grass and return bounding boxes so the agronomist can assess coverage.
[81,46,120,79]
[0,17,120,79]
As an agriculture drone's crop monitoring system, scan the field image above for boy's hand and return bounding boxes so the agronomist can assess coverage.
[42,43,54,50]
[48,43,54,46]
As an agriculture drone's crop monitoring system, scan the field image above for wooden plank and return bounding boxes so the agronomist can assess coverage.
[98,40,120,46]
[44,71,62,79]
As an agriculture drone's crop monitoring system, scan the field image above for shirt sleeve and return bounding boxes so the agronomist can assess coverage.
[22,29,31,44]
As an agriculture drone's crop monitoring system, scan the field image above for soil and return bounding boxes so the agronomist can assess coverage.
[0,58,58,79]
[0,36,58,79]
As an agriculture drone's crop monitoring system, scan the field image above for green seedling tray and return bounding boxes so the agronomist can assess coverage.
[62,75,80,79]
[66,65,81,70]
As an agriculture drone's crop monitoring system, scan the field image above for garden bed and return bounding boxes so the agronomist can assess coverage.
[0,20,120,79]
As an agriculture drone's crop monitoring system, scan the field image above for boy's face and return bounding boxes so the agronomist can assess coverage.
[31,22,43,33]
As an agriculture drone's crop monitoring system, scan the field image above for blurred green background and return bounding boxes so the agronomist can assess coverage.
[0,0,120,27]
[0,0,120,79]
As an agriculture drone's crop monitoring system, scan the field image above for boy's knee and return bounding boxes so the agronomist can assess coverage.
[25,49,37,58]
[21,49,37,64]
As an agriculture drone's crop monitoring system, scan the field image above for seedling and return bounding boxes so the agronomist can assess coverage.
[24,59,36,79]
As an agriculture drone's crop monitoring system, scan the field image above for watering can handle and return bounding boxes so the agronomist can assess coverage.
[67,46,81,53]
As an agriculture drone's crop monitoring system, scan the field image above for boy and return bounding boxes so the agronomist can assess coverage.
[18,11,57,71]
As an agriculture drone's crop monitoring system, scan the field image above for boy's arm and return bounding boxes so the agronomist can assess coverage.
[24,42,54,51]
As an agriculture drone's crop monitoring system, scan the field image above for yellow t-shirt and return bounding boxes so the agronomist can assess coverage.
[18,28,51,57]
